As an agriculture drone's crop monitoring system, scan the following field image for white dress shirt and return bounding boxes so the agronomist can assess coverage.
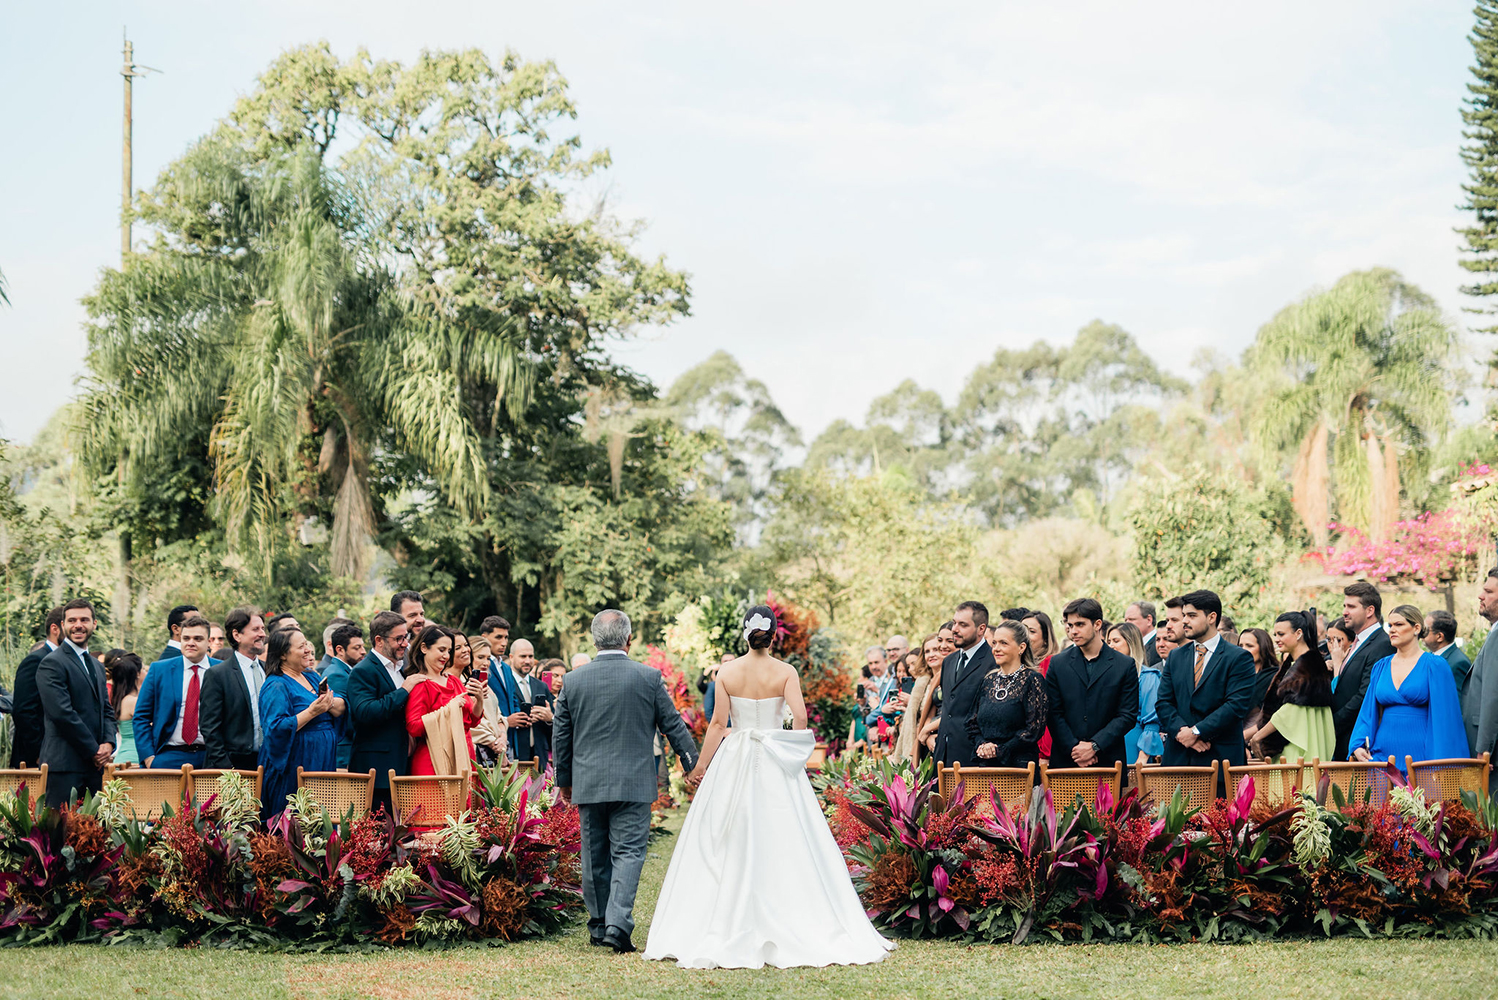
[234,650,265,749]
[166,654,211,747]
[166,639,182,654]
[1194,632,1223,675]
[374,649,404,690]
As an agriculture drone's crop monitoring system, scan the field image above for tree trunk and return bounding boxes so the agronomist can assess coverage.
[1291,420,1330,545]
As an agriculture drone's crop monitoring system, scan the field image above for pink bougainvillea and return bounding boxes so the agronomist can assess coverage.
[1320,509,1486,589]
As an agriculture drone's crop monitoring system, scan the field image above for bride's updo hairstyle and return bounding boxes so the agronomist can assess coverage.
[743,605,777,650]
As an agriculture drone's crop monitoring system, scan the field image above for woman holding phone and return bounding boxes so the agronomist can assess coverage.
[405,625,485,776]
[258,626,346,820]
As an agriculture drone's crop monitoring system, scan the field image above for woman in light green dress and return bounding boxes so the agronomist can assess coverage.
[108,651,145,765]
[1245,610,1335,762]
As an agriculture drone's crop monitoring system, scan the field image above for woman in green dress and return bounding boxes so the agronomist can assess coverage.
[1245,610,1335,763]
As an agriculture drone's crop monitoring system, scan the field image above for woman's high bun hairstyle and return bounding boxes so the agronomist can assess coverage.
[743,605,777,651]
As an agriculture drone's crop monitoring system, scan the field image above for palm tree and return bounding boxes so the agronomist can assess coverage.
[79,140,527,581]
[1250,268,1455,544]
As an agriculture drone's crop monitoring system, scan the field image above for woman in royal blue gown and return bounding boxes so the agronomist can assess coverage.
[258,626,346,820]
[1348,604,1467,770]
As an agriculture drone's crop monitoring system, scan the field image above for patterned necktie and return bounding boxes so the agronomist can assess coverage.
[183,663,201,743]
[1193,643,1207,688]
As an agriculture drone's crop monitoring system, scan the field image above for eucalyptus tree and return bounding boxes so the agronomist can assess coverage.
[1249,268,1456,544]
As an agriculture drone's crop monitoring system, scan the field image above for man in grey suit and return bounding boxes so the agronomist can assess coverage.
[1462,569,1498,792]
[553,609,698,953]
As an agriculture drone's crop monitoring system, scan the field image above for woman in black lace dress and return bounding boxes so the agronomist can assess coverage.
[966,619,1049,767]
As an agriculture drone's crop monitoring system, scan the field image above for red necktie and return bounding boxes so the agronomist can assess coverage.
[183,663,201,744]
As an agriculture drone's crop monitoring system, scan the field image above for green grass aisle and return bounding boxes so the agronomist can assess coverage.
[3,806,1498,1000]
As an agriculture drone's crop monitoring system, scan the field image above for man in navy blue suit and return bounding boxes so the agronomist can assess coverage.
[348,612,419,816]
[134,615,218,770]
[1155,590,1257,767]
[481,615,532,754]
[9,606,63,768]
[318,620,363,769]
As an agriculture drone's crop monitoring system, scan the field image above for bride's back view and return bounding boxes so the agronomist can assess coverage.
[643,606,893,970]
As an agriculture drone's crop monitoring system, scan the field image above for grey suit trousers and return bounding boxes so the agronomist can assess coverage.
[578,800,652,938]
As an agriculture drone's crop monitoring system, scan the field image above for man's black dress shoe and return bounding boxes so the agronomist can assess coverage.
[602,926,636,953]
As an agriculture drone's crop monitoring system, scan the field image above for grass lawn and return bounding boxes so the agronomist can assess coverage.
[2,808,1495,1000]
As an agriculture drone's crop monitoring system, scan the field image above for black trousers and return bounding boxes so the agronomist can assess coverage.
[46,768,103,810]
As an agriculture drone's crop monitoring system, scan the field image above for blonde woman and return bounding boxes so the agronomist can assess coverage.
[895,647,934,763]
[1109,622,1161,764]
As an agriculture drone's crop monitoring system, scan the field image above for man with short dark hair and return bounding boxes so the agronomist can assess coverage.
[348,611,420,815]
[1125,601,1159,666]
[1425,610,1472,697]
[9,607,63,767]
[321,619,362,769]
[926,601,992,766]
[159,605,200,663]
[481,615,529,737]
[391,591,425,639]
[266,613,300,636]
[1155,590,1256,767]
[1332,581,1394,762]
[1045,598,1138,770]
[36,600,114,808]
[134,615,218,770]
[1162,597,1186,645]
[201,607,267,770]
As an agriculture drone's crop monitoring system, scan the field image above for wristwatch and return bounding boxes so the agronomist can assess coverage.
[1191,726,1200,737]
[1090,741,1101,757]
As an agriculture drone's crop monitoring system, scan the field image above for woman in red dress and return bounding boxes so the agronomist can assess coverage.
[405,625,485,775]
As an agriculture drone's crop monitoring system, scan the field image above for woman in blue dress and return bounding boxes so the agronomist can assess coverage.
[1109,623,1162,764]
[258,626,346,820]
[1348,604,1467,770]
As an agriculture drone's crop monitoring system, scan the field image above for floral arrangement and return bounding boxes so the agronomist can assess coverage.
[643,643,707,741]
[0,765,582,948]
[801,630,857,751]
[822,759,1498,944]
[664,594,746,679]
[764,589,816,664]
[1318,509,1487,589]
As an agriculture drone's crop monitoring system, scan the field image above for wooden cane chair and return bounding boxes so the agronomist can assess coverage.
[1313,757,1398,811]
[389,771,470,827]
[941,762,1036,816]
[1405,753,1491,802]
[0,764,47,802]
[1222,758,1308,811]
[297,767,375,822]
[807,744,829,770]
[1039,761,1123,810]
[185,766,264,814]
[510,756,542,778]
[102,764,190,821]
[1133,764,1218,811]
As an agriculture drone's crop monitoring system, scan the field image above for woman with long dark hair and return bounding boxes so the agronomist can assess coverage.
[405,624,485,776]
[1325,618,1357,687]
[259,627,345,819]
[1239,627,1278,738]
[108,651,145,765]
[1245,611,1334,762]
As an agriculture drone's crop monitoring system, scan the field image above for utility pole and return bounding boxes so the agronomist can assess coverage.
[120,32,156,259]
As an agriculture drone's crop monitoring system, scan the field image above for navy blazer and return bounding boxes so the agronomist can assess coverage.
[934,642,995,766]
[1044,643,1139,769]
[319,654,355,769]
[133,655,219,762]
[36,644,116,775]
[1331,626,1395,762]
[8,643,50,767]
[346,652,409,790]
[1155,638,1257,766]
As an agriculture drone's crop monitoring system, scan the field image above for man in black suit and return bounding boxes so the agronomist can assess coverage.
[348,611,419,815]
[1156,589,1257,767]
[1045,597,1139,770]
[9,606,63,768]
[1332,581,1394,762]
[157,604,200,665]
[1125,601,1160,667]
[504,639,554,767]
[201,606,268,770]
[925,601,992,766]
[36,600,115,808]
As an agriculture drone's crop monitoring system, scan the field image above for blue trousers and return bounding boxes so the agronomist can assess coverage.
[151,747,207,771]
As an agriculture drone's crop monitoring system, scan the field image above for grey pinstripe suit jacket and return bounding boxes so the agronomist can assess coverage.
[553,651,699,804]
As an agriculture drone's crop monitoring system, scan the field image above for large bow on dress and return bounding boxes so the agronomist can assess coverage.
[744,727,816,775]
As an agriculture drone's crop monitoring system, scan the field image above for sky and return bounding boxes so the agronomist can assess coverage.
[0,1,1481,445]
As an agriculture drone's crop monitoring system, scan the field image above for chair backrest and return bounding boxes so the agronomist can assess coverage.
[1133,764,1218,811]
[389,771,469,826]
[1405,753,1491,802]
[296,768,375,822]
[1313,757,1398,811]
[511,757,541,777]
[102,764,190,821]
[807,744,829,770]
[1039,762,1123,810]
[1222,758,1308,810]
[0,765,47,802]
[942,762,1035,816]
[185,767,264,813]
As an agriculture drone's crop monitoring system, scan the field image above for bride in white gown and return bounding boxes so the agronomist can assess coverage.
[643,606,894,970]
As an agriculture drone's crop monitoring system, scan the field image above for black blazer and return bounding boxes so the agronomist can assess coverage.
[201,656,258,767]
[157,644,177,665]
[35,644,116,775]
[1156,638,1257,766]
[1331,626,1394,761]
[1144,634,1162,667]
[346,653,410,789]
[934,642,995,766]
[8,644,49,767]
[509,675,554,767]
[1043,643,1138,768]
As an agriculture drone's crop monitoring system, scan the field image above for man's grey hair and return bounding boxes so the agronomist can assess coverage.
[592,609,632,650]
[322,617,355,650]
[864,645,885,659]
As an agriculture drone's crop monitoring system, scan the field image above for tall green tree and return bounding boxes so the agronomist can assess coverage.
[1461,0,1498,338]
[1248,268,1455,544]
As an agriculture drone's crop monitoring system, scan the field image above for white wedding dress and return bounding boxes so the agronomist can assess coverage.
[643,696,894,969]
